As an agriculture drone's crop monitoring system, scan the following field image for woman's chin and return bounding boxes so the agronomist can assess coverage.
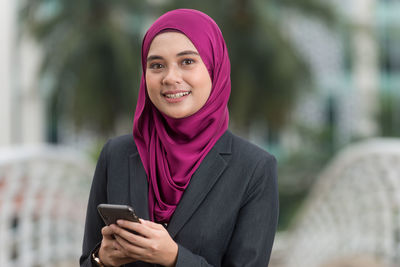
[162,108,196,119]
[165,112,191,119]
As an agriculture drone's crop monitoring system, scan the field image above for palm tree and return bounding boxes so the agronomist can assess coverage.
[19,0,149,141]
[19,0,337,141]
[163,0,337,137]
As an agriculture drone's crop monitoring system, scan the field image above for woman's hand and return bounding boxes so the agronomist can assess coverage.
[110,219,178,267]
[98,225,136,267]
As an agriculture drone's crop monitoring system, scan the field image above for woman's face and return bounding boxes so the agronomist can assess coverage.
[145,32,212,119]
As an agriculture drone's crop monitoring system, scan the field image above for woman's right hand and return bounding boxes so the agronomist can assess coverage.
[99,225,136,267]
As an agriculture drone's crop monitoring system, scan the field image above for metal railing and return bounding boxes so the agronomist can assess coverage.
[0,145,93,267]
[273,138,400,267]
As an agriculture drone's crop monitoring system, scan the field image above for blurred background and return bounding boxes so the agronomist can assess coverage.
[1,0,399,266]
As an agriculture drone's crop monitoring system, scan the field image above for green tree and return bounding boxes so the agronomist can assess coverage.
[19,0,149,141]
[20,0,337,141]
[163,0,337,135]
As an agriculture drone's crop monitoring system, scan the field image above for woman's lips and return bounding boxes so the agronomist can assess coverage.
[162,91,191,103]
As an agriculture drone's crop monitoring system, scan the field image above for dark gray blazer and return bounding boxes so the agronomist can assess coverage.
[80,130,278,267]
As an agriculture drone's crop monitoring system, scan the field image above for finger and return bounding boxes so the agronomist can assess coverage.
[110,244,128,258]
[116,220,153,237]
[110,224,150,247]
[101,226,117,238]
[102,238,117,250]
[114,234,147,257]
[113,239,124,251]
[140,219,163,230]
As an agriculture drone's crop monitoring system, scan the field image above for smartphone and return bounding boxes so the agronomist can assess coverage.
[97,204,140,226]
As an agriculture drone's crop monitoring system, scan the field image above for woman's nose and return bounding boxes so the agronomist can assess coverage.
[162,65,183,85]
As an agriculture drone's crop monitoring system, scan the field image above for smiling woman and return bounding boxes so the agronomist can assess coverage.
[145,31,212,119]
[80,9,278,267]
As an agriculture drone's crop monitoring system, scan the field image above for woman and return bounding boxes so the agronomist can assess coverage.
[80,9,278,267]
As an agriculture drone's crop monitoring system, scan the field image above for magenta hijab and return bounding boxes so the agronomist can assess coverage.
[133,9,231,223]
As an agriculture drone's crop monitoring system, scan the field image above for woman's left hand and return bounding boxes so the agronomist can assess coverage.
[110,219,178,267]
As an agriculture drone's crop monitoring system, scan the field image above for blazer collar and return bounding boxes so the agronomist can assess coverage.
[129,130,233,237]
[129,152,150,220]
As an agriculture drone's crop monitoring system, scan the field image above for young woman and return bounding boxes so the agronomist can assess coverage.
[80,9,278,267]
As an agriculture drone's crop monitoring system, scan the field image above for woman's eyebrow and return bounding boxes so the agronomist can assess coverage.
[176,50,200,57]
[147,50,199,62]
[147,55,163,62]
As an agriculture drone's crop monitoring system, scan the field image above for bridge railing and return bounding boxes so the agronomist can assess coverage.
[272,138,400,267]
[0,145,94,267]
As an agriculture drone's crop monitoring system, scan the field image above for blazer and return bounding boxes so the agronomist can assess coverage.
[80,130,278,267]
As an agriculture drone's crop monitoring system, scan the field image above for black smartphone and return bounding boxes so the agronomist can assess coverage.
[97,204,140,226]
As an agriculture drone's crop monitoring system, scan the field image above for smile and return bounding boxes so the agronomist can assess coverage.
[164,91,191,99]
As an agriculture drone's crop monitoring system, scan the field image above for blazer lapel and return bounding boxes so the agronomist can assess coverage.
[129,152,150,220]
[168,131,232,238]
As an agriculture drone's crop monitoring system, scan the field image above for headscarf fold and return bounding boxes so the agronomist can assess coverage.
[133,9,231,223]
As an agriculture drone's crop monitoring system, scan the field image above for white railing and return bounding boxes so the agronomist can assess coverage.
[0,145,94,267]
[274,138,400,267]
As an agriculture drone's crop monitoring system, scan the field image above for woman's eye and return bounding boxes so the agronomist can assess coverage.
[149,63,163,69]
[182,59,195,65]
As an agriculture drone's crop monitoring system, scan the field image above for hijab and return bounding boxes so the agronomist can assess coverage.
[133,9,231,223]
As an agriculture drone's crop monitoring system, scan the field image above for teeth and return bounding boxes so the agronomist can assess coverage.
[165,92,190,98]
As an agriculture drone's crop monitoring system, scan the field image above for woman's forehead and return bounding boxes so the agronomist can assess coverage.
[148,32,197,53]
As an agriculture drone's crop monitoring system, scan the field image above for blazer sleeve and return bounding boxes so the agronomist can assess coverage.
[80,141,110,267]
[175,155,279,267]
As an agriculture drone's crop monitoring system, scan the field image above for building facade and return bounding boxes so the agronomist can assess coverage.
[282,0,400,152]
[0,0,45,146]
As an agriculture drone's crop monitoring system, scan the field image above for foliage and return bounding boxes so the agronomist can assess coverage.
[19,0,148,139]
[277,123,337,229]
[19,0,338,139]
[163,0,338,132]
[278,189,308,231]
[378,90,400,137]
